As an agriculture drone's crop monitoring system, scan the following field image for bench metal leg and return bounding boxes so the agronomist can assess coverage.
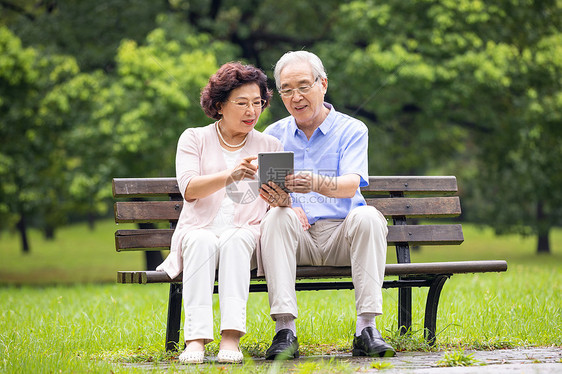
[398,284,412,335]
[424,275,449,345]
[165,283,182,351]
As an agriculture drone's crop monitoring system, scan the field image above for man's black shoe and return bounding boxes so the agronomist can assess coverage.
[352,327,396,357]
[265,329,299,360]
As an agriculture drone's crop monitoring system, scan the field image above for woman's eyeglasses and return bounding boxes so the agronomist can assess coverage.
[228,99,267,110]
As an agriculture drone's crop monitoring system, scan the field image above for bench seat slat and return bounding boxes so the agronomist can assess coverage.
[117,260,507,284]
[113,176,458,198]
[115,224,464,251]
[114,197,462,223]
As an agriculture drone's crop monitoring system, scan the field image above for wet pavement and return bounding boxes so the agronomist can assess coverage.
[122,346,562,372]
[326,347,562,373]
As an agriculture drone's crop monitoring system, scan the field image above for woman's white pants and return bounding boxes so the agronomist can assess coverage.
[181,227,255,343]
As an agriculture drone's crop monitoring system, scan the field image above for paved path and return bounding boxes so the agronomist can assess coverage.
[327,347,562,373]
[123,347,561,372]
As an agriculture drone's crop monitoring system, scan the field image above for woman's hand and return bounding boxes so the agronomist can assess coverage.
[259,181,291,207]
[228,156,258,182]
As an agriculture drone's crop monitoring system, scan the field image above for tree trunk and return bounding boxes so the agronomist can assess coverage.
[536,201,550,254]
[17,214,30,254]
[88,212,96,231]
[44,225,55,240]
[537,231,550,254]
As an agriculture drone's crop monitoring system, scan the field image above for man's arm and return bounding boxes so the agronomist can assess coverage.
[286,172,360,199]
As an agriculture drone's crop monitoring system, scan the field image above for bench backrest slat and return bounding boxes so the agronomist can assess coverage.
[113,176,458,198]
[362,176,458,194]
[115,224,464,251]
[114,196,461,223]
[113,178,181,198]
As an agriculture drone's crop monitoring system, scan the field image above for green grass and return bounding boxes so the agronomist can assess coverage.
[435,350,479,367]
[0,219,142,284]
[0,220,561,372]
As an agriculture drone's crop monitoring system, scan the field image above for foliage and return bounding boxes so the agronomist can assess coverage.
[316,0,562,251]
[0,16,239,246]
[3,0,169,72]
[47,18,227,192]
[0,26,80,235]
[1,0,561,253]
[166,0,343,120]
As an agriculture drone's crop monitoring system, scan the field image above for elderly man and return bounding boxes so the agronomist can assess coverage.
[259,51,395,360]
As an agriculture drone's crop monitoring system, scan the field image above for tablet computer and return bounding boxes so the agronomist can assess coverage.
[258,151,294,192]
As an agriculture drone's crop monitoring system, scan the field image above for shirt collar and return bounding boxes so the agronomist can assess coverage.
[317,102,336,135]
[290,102,336,136]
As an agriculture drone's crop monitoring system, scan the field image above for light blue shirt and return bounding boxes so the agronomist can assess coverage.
[264,103,369,224]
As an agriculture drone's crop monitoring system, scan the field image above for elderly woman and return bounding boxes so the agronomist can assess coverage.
[156,62,282,364]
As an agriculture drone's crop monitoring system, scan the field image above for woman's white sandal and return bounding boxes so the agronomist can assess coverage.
[217,349,243,364]
[178,349,204,364]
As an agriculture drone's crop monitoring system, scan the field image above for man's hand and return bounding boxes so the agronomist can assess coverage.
[259,181,291,207]
[285,171,360,198]
[285,171,313,194]
[292,207,311,230]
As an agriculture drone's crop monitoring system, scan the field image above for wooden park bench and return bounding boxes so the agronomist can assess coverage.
[112,176,507,351]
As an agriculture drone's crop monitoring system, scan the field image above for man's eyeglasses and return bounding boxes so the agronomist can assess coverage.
[228,99,267,110]
[278,78,319,98]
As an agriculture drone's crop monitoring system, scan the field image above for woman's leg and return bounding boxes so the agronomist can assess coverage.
[216,227,256,351]
[181,229,219,350]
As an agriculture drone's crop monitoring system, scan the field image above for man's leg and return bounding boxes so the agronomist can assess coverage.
[261,207,300,319]
[321,206,395,356]
[260,207,316,359]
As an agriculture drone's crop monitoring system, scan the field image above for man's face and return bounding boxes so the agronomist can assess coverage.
[278,61,327,129]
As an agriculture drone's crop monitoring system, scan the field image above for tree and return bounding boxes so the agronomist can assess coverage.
[0,26,80,251]
[2,0,169,72]
[3,0,560,255]
[460,33,562,253]
[166,0,342,119]
[317,0,562,253]
[42,16,241,268]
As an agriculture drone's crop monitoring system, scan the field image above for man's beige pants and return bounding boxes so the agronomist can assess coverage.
[260,205,388,320]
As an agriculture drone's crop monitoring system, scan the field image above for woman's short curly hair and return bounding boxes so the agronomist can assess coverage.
[200,62,272,120]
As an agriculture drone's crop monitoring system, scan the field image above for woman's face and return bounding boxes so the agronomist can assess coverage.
[220,83,263,135]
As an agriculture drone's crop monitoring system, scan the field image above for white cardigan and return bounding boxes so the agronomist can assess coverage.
[156,123,283,278]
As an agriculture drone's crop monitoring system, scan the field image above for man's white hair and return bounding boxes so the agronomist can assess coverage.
[273,51,327,89]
